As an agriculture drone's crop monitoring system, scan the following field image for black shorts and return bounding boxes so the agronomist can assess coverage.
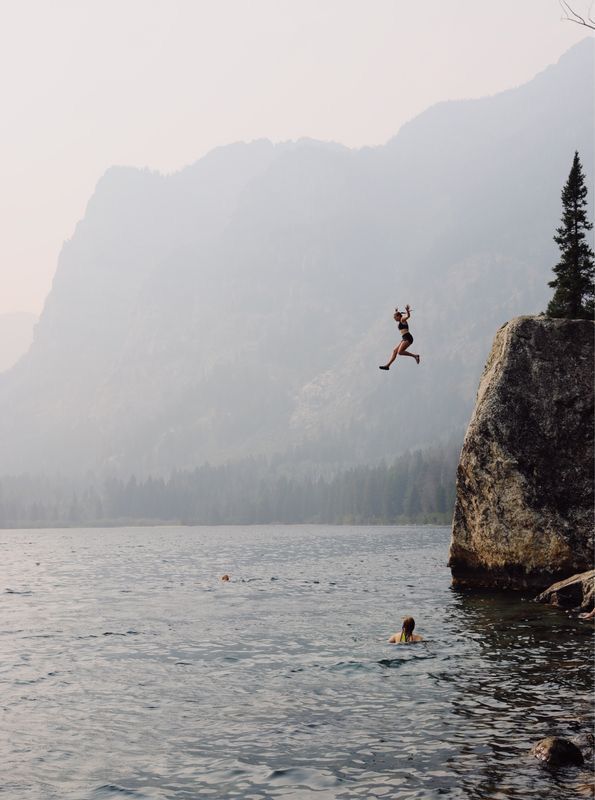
[402,332,413,345]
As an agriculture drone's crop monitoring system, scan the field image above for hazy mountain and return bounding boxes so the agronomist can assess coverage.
[0,39,592,477]
[0,313,37,373]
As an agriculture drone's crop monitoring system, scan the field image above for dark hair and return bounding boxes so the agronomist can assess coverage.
[402,616,415,635]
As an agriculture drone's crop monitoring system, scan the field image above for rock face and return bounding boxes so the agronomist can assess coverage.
[449,316,594,590]
[534,569,595,611]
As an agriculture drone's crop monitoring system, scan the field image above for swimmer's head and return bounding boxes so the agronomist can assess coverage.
[402,616,415,635]
[394,308,402,321]
[221,574,230,582]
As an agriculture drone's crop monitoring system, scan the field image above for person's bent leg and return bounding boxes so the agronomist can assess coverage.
[399,340,420,364]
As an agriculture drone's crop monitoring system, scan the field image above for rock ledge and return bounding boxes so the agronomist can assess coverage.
[534,569,595,611]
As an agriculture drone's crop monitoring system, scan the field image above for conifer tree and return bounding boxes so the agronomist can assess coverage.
[546,151,594,319]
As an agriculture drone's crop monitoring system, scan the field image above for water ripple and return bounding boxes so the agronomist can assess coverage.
[0,524,592,800]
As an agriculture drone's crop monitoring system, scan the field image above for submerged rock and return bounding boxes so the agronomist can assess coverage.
[531,736,584,768]
[534,569,595,611]
[449,316,594,591]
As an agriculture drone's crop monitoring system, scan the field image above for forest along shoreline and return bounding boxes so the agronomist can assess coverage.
[0,441,459,528]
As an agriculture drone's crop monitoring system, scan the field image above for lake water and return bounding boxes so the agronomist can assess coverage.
[1,525,593,799]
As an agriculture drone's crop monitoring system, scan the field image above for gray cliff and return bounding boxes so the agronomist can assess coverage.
[449,316,594,590]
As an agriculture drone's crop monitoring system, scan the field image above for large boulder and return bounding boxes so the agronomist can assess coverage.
[449,316,594,590]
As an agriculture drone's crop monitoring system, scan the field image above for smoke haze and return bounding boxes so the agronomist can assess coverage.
[0,0,590,315]
[0,40,592,482]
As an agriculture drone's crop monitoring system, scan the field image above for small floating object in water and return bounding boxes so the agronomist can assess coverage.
[531,736,584,767]
[221,574,230,582]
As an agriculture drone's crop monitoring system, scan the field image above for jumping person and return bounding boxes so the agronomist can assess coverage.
[379,304,420,370]
[388,616,423,644]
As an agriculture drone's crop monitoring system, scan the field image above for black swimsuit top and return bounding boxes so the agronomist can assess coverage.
[398,321,409,335]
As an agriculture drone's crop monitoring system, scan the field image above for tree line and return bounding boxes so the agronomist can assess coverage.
[0,442,459,528]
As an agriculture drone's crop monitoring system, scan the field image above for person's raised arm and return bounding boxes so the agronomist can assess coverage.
[402,304,412,321]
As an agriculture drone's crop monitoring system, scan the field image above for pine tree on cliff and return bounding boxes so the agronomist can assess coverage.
[546,151,594,319]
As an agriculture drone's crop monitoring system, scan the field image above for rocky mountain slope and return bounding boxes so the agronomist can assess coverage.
[0,40,592,477]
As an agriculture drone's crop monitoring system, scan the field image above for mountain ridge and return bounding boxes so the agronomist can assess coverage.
[1,39,593,477]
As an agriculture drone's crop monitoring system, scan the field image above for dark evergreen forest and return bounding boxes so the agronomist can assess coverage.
[0,442,459,528]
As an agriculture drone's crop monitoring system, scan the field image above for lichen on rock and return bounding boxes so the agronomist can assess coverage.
[449,316,594,590]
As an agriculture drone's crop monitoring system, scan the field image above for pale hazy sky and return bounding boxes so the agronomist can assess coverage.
[0,0,591,315]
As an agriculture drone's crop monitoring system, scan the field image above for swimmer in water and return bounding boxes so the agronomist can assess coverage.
[379,305,420,370]
[221,574,230,582]
[388,616,423,643]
